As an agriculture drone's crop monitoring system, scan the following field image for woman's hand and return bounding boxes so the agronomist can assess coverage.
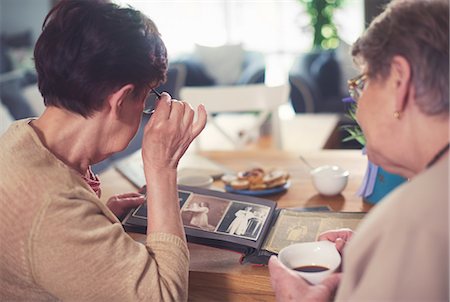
[140,92,207,237]
[317,228,354,254]
[268,256,341,302]
[141,92,207,174]
[106,192,145,219]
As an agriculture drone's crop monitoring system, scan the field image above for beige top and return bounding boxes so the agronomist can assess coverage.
[0,119,189,301]
[336,156,449,301]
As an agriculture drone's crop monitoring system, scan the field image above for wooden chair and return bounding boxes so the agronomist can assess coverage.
[180,84,290,150]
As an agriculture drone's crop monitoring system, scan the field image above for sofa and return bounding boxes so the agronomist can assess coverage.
[289,50,346,113]
[288,40,359,114]
[0,30,39,119]
[171,44,265,87]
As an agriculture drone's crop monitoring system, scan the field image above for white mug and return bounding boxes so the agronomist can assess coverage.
[278,241,341,285]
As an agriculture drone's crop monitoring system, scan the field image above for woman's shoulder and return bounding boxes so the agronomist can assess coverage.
[0,118,34,143]
[396,157,449,211]
[359,158,448,237]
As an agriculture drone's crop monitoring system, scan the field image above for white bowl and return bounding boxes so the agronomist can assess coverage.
[310,165,349,196]
[177,174,213,188]
[278,241,341,285]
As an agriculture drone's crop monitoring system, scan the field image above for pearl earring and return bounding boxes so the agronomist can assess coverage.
[393,111,401,119]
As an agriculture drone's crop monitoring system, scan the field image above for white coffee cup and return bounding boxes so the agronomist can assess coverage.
[278,241,341,285]
[310,165,349,196]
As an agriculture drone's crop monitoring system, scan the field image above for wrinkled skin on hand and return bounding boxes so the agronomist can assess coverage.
[318,228,354,254]
[141,93,207,175]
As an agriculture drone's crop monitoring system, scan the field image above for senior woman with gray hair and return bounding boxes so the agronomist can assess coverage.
[0,0,206,300]
[269,0,449,301]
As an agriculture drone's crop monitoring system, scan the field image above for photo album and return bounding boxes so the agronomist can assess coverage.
[121,185,366,264]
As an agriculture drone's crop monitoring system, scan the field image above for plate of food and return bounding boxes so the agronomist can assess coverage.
[221,168,290,196]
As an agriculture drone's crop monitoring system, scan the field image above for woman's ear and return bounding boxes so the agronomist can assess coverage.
[107,84,134,117]
[390,55,412,113]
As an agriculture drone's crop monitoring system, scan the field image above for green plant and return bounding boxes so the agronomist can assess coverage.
[341,101,366,146]
[298,0,346,49]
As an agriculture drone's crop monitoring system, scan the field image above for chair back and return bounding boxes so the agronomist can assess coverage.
[180,84,290,150]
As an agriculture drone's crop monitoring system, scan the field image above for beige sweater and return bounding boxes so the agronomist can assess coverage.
[336,156,449,301]
[0,119,189,301]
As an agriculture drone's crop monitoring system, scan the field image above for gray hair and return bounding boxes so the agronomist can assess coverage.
[352,0,449,116]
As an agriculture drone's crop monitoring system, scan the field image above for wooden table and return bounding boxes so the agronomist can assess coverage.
[100,149,372,301]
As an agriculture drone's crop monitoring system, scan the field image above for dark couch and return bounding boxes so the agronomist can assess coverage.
[172,50,265,87]
[0,30,38,119]
[289,50,348,113]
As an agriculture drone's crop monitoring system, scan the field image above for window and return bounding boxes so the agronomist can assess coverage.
[117,0,363,84]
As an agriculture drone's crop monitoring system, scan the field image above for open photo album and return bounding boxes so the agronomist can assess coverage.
[121,186,366,264]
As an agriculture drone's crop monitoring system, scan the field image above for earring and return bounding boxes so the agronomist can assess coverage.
[393,111,401,119]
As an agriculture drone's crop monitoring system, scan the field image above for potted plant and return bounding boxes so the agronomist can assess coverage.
[342,97,406,204]
[289,0,347,113]
[298,0,345,50]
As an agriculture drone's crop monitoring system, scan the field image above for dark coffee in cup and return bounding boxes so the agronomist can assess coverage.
[293,265,329,273]
[278,241,341,284]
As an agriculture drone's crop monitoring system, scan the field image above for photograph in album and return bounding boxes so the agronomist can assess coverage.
[122,186,365,264]
[215,201,270,240]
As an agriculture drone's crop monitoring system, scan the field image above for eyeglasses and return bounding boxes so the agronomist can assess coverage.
[143,88,162,115]
[347,74,367,102]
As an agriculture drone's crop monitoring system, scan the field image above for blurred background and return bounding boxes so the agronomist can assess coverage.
[0,0,390,172]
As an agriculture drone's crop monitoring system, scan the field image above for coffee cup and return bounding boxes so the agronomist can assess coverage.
[278,241,341,285]
[310,165,349,196]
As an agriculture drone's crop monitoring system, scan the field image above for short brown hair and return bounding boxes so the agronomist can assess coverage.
[34,0,167,117]
[352,0,449,115]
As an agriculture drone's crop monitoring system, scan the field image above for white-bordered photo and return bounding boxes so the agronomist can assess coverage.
[181,194,231,232]
[216,201,270,240]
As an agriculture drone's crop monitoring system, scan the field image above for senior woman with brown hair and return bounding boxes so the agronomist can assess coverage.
[269,0,449,301]
[0,0,206,301]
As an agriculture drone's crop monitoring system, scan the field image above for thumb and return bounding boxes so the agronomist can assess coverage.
[121,196,145,208]
[116,192,143,199]
[268,256,284,291]
[268,255,285,273]
[335,238,346,253]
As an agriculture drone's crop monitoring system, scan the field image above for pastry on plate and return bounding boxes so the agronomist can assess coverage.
[224,168,289,191]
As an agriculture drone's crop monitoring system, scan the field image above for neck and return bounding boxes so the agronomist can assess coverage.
[408,114,449,174]
[426,142,450,168]
[30,107,108,174]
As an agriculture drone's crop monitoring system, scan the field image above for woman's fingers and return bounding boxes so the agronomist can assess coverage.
[317,228,353,242]
[268,256,285,291]
[141,96,206,172]
[192,104,207,139]
[115,192,144,199]
[333,238,345,252]
[168,99,185,122]
[318,228,354,254]
[181,101,195,130]
[151,92,172,120]
[106,193,145,218]
[268,255,311,301]
[110,194,145,205]
[166,100,206,144]
[268,255,299,282]
[119,196,145,208]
